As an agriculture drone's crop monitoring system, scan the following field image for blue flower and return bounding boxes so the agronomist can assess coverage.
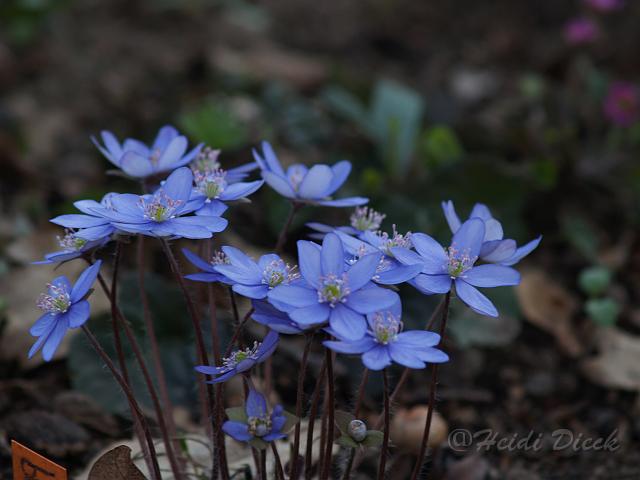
[335,228,423,285]
[92,125,202,178]
[223,390,288,444]
[189,147,263,216]
[50,193,118,241]
[307,206,387,240]
[442,200,541,266]
[182,248,233,284]
[252,141,368,207]
[33,230,110,265]
[324,301,449,370]
[29,261,102,361]
[392,219,521,317]
[213,247,300,299]
[268,233,399,340]
[195,330,279,383]
[87,167,228,239]
[251,300,304,334]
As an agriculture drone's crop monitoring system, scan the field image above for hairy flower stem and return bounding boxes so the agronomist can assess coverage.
[81,325,162,480]
[136,236,186,476]
[289,333,314,480]
[227,288,244,348]
[353,368,369,419]
[260,449,267,480]
[275,201,303,254]
[320,349,335,480]
[377,370,390,480]
[271,443,285,480]
[223,308,255,357]
[409,291,451,480]
[95,269,185,480]
[304,357,327,480]
[160,239,218,476]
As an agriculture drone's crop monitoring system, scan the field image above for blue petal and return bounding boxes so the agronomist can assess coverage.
[175,215,227,233]
[412,274,452,295]
[268,285,318,308]
[257,141,285,176]
[222,246,259,271]
[30,313,57,336]
[321,233,345,276]
[290,303,330,326]
[297,240,322,289]
[162,219,212,239]
[469,203,492,220]
[70,260,102,302]
[246,390,267,418]
[75,224,114,241]
[451,218,485,259]
[120,152,153,177]
[323,337,376,354]
[233,284,269,299]
[415,347,449,364]
[483,219,503,242]
[375,263,422,285]
[152,125,179,150]
[315,197,369,207]
[110,194,144,218]
[454,279,498,317]
[196,201,229,217]
[220,180,264,201]
[50,214,106,229]
[182,248,216,273]
[501,235,542,266]
[480,239,516,263]
[42,317,69,361]
[299,165,333,199]
[329,304,367,340]
[441,200,461,233]
[346,286,398,314]
[157,136,188,170]
[390,247,425,267]
[463,265,520,288]
[362,345,392,371]
[28,322,56,359]
[185,272,227,283]
[262,171,295,198]
[347,252,382,291]
[63,300,90,328]
[409,233,448,274]
[388,343,426,368]
[325,160,351,196]
[215,265,262,286]
[395,330,440,348]
[162,167,193,203]
[122,138,150,156]
[223,421,252,442]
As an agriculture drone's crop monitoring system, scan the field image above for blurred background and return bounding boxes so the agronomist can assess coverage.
[1,0,640,478]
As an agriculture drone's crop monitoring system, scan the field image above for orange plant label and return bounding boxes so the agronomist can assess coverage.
[11,440,67,480]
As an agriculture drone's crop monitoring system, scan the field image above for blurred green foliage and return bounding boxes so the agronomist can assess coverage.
[180,100,248,151]
[0,0,69,45]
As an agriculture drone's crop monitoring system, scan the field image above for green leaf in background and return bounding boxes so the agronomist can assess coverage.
[585,297,620,327]
[321,86,369,129]
[531,157,558,189]
[180,100,247,150]
[449,288,521,348]
[420,125,464,168]
[561,214,599,261]
[578,265,612,297]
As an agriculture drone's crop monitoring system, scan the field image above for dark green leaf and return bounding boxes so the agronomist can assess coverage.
[334,410,355,434]
[361,430,384,447]
[336,435,358,448]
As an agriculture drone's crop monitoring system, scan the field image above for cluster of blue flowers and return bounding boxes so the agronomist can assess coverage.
[29,124,540,450]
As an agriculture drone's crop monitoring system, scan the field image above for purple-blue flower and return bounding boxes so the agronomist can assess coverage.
[442,200,541,266]
[33,230,110,265]
[324,301,448,370]
[252,141,368,207]
[195,330,279,383]
[182,248,233,284]
[29,261,102,361]
[392,219,521,317]
[87,168,227,239]
[213,247,300,299]
[93,125,202,178]
[307,206,387,240]
[268,233,399,340]
[50,193,118,241]
[251,300,304,334]
[223,390,288,444]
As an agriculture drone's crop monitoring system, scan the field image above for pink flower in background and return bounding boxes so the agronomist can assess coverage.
[564,17,599,45]
[584,0,624,13]
[603,82,640,127]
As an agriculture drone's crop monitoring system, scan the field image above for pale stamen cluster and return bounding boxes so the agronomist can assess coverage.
[350,207,386,232]
[445,246,476,278]
[371,311,402,344]
[210,250,230,266]
[37,283,71,314]
[194,168,228,199]
[191,147,221,173]
[377,225,412,256]
[57,230,87,251]
[262,260,300,288]
[220,342,261,372]
[139,192,183,222]
[247,414,272,437]
[318,273,350,306]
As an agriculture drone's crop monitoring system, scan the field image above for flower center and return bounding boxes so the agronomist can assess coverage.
[318,273,350,306]
[372,311,401,344]
[37,283,71,313]
[211,250,230,266]
[191,147,221,173]
[221,342,260,372]
[262,260,299,288]
[149,148,162,165]
[445,246,476,278]
[57,231,87,251]
[288,165,306,192]
[139,192,183,222]
[248,414,272,437]
[350,207,386,232]
[194,169,227,199]
[377,226,412,256]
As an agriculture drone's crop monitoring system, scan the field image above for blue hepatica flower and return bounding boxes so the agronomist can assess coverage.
[93,125,202,178]
[306,206,387,240]
[324,301,449,370]
[252,141,368,207]
[29,261,102,361]
[87,167,227,239]
[335,227,423,285]
[223,390,287,444]
[268,233,399,340]
[189,147,263,216]
[442,200,541,266]
[33,230,110,265]
[251,300,304,335]
[213,246,300,299]
[182,248,233,284]
[50,193,118,241]
[392,218,521,317]
[195,330,279,383]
